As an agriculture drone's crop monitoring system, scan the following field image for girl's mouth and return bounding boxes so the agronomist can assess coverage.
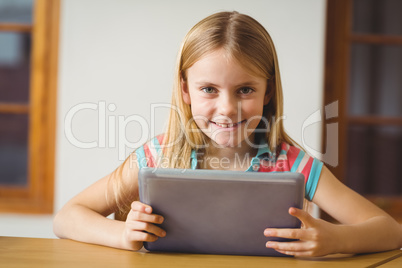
[211,120,246,129]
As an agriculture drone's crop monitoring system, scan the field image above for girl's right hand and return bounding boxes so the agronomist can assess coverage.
[121,201,166,251]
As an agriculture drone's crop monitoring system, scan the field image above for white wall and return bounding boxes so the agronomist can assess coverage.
[0,0,326,238]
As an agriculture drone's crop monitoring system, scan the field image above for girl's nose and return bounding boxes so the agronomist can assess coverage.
[217,94,238,118]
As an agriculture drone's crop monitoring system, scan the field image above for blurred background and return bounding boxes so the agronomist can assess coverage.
[0,0,400,238]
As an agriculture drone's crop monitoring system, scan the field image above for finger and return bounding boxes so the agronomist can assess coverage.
[275,249,315,257]
[128,210,164,224]
[275,249,295,256]
[264,228,304,240]
[266,241,311,252]
[128,221,166,237]
[131,201,153,214]
[288,207,315,227]
[127,230,159,243]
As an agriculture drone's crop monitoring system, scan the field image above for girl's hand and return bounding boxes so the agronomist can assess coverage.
[264,207,340,257]
[121,201,166,251]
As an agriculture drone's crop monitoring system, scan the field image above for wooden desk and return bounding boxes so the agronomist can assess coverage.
[377,253,402,268]
[1,237,401,268]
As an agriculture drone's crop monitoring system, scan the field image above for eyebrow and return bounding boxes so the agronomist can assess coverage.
[194,81,260,87]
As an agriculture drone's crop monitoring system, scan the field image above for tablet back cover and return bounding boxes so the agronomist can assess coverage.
[138,168,304,256]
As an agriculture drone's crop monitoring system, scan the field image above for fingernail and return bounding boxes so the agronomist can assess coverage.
[266,242,274,248]
[159,216,164,223]
[161,231,166,237]
[264,230,273,236]
[289,207,297,214]
[145,207,152,213]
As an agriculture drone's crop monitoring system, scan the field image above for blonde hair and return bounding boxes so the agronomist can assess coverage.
[163,11,297,168]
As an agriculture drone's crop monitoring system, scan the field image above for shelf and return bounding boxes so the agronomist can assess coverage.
[0,23,32,32]
[347,116,402,126]
[350,34,402,45]
[0,103,30,114]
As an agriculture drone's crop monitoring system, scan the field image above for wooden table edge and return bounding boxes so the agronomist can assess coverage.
[366,250,402,268]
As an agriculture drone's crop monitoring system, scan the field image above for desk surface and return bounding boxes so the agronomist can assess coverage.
[377,252,402,268]
[1,237,401,268]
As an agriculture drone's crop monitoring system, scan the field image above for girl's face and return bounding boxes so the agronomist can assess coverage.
[182,49,270,148]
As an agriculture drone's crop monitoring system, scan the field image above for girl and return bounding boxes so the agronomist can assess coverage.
[53,11,402,257]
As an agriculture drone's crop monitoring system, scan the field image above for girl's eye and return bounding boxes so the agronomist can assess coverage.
[201,87,216,94]
[238,87,254,95]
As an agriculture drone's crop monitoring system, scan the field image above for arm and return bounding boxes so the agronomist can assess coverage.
[53,153,166,250]
[264,165,402,256]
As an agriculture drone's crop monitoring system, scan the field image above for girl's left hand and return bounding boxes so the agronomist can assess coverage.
[264,207,340,257]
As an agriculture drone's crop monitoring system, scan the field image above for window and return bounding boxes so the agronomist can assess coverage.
[323,0,402,221]
[0,0,59,213]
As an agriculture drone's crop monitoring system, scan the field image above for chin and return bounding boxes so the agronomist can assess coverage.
[210,136,242,148]
[213,141,236,148]
[210,130,254,148]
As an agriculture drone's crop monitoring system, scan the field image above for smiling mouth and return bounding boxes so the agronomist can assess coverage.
[211,120,246,128]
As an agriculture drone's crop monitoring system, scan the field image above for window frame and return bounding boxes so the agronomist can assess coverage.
[322,0,402,222]
[0,0,60,214]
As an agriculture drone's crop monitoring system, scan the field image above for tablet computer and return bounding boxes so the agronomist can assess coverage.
[138,168,305,257]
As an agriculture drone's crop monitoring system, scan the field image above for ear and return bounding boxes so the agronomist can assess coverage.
[264,76,275,105]
[181,78,191,105]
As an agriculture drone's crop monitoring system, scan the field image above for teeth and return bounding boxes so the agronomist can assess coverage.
[215,122,236,128]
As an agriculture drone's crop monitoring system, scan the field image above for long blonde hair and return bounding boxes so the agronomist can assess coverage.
[163,11,297,168]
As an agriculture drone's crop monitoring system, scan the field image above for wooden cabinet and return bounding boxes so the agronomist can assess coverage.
[323,0,402,222]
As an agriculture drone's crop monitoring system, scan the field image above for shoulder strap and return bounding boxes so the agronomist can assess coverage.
[290,150,305,172]
[135,136,164,169]
[135,145,148,169]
